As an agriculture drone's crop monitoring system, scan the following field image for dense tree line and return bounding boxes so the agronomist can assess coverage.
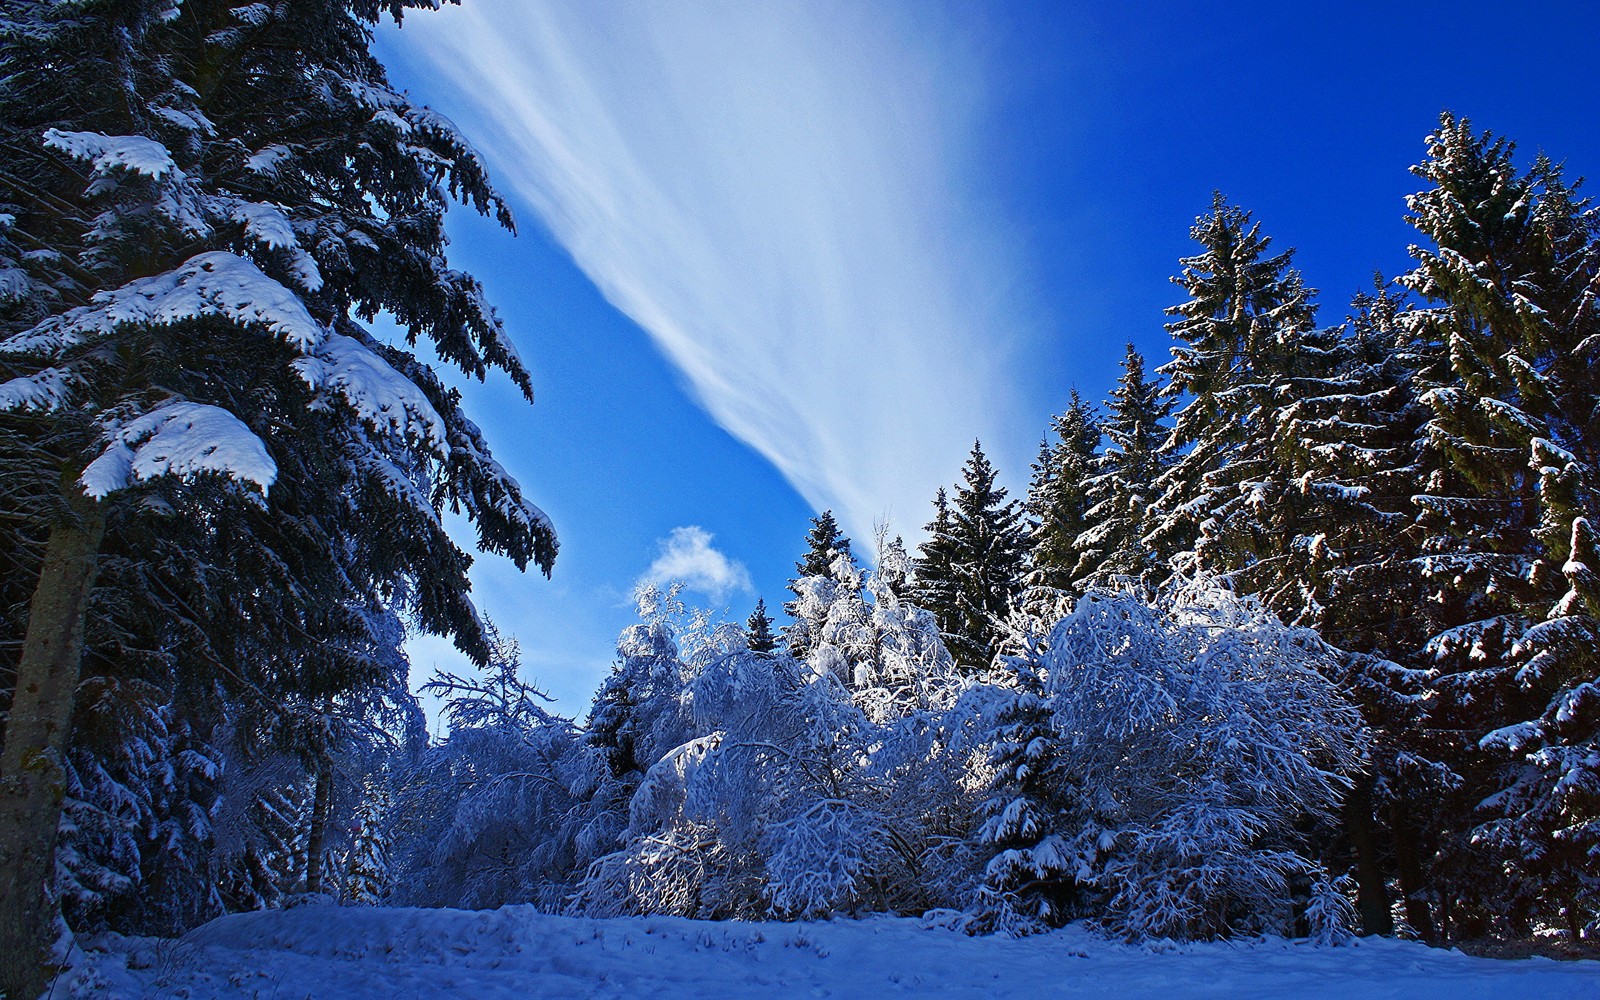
[394,111,1594,947]
[909,112,1598,944]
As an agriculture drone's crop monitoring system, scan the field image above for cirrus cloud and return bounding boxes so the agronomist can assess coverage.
[384,1,1038,544]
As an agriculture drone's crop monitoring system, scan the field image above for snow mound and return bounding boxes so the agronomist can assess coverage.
[60,903,1600,1000]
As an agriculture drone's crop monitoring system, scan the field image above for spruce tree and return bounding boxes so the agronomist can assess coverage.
[0,2,556,987]
[783,510,857,657]
[915,442,1028,671]
[342,777,394,906]
[1076,345,1172,590]
[1024,390,1099,597]
[794,510,854,578]
[1148,194,1319,592]
[1399,114,1600,934]
[746,598,778,654]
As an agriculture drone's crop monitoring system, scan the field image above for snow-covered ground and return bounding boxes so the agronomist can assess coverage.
[59,903,1600,999]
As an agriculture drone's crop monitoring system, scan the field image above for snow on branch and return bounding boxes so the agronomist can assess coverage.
[43,129,176,180]
[0,367,75,413]
[79,400,276,499]
[293,334,447,453]
[3,251,325,355]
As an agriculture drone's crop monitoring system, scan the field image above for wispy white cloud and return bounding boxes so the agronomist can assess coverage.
[640,526,753,602]
[387,0,1037,543]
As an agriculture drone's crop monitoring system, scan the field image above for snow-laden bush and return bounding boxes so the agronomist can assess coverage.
[390,629,621,910]
[574,566,980,920]
[971,578,1367,940]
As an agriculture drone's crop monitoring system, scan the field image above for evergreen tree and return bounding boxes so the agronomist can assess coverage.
[794,509,854,578]
[1282,282,1438,937]
[1024,391,1100,597]
[783,510,857,656]
[966,646,1085,934]
[341,777,394,906]
[1281,283,1431,653]
[912,488,957,622]
[915,442,1028,671]
[746,598,778,654]
[1148,194,1320,592]
[1399,114,1600,935]
[1076,345,1172,590]
[0,2,555,987]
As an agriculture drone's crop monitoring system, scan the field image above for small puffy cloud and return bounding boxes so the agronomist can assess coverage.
[640,526,753,602]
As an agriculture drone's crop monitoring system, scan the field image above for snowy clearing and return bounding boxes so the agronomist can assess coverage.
[61,903,1600,999]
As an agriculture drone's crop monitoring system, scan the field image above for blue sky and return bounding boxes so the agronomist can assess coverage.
[378,1,1600,721]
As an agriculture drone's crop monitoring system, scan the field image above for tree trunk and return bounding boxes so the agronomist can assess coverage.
[1344,776,1394,936]
[0,506,105,1000]
[302,747,333,895]
[1389,797,1436,942]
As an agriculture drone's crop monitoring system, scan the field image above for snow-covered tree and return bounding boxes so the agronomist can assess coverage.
[392,625,612,910]
[1075,344,1173,591]
[783,510,858,657]
[1397,114,1600,937]
[575,561,975,921]
[340,776,394,906]
[970,580,1366,941]
[915,442,1030,672]
[0,2,555,987]
[964,631,1089,936]
[1149,194,1318,582]
[1025,391,1100,597]
[745,597,778,654]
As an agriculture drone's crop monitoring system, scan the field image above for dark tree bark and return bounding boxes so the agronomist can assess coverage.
[1344,776,1394,936]
[302,746,334,895]
[0,503,105,1000]
[1389,797,1437,943]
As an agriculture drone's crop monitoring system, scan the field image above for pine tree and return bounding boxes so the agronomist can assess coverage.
[1279,282,1437,937]
[967,650,1085,934]
[1024,391,1100,597]
[746,598,778,654]
[1076,345,1172,590]
[915,442,1028,671]
[794,510,854,578]
[783,510,857,657]
[1148,194,1320,592]
[1399,114,1600,935]
[341,777,393,906]
[0,2,556,987]
[912,488,957,623]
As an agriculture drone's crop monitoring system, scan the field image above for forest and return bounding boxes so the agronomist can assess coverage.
[0,2,1596,997]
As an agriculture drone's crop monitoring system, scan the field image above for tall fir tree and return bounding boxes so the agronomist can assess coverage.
[783,510,857,657]
[1398,114,1600,936]
[1076,345,1173,590]
[914,442,1028,671]
[1148,194,1320,593]
[1024,390,1100,597]
[0,1,556,988]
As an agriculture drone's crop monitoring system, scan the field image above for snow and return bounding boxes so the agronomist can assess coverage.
[292,333,448,451]
[244,144,292,177]
[60,904,1600,1000]
[78,401,276,499]
[3,251,325,354]
[43,129,176,179]
[0,366,74,412]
